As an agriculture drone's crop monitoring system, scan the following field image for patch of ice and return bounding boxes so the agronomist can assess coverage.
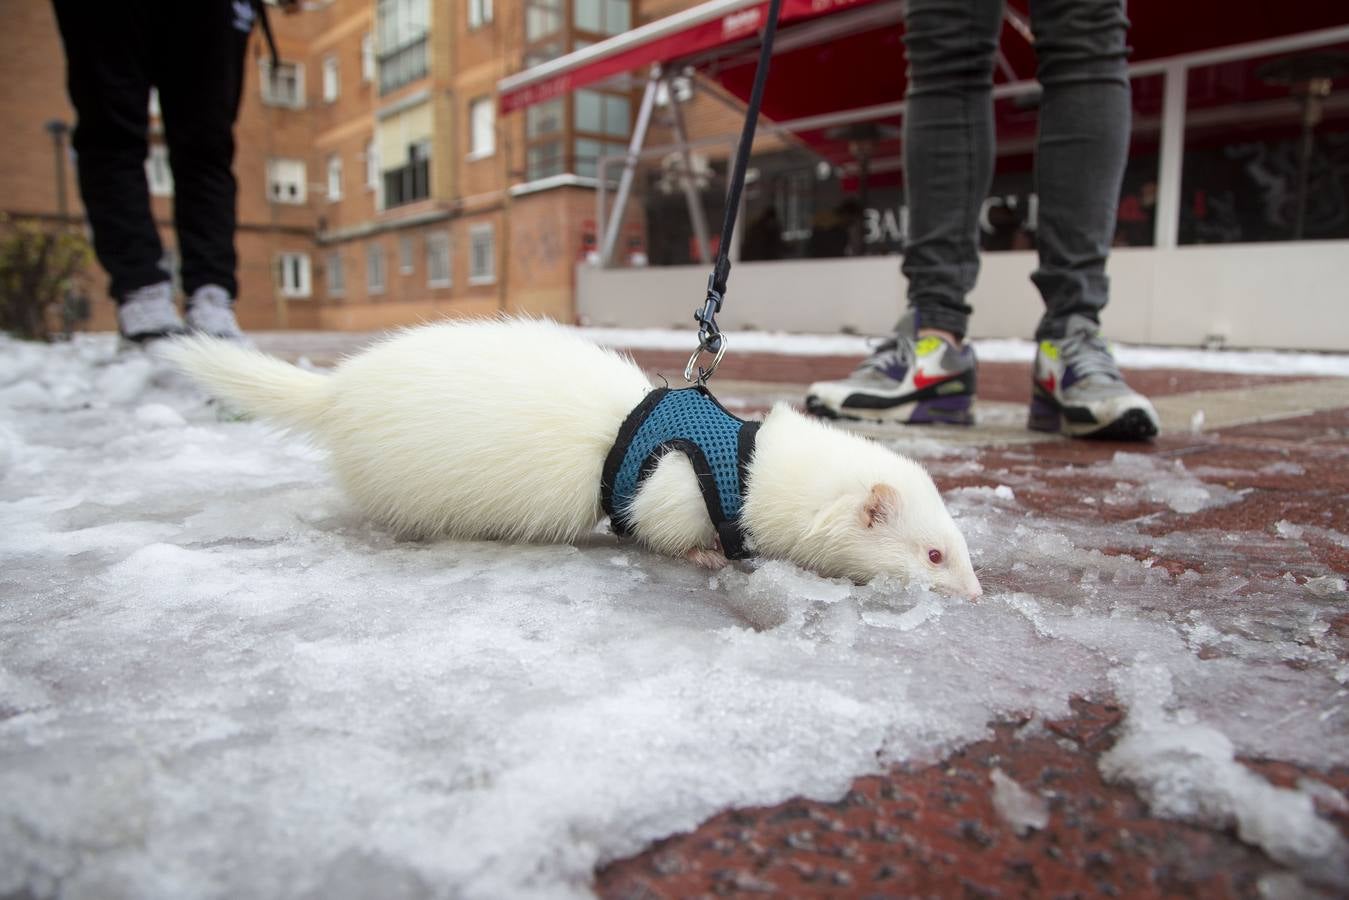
[1049,452,1244,514]
[1304,576,1346,599]
[990,768,1049,836]
[1276,520,1306,541]
[134,402,187,428]
[1100,663,1349,886]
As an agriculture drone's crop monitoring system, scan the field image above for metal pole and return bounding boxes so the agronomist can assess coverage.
[1153,63,1187,250]
[45,120,70,222]
[665,76,712,265]
[600,66,661,267]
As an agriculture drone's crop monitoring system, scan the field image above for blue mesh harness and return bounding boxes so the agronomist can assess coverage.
[601,387,760,559]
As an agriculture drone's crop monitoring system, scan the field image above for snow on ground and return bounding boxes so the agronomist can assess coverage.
[1,334,1346,898]
[570,326,1349,376]
[249,326,1349,377]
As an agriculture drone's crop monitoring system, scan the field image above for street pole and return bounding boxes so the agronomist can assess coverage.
[44,119,71,223]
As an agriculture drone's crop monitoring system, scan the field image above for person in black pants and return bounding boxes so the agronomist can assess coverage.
[51,0,286,342]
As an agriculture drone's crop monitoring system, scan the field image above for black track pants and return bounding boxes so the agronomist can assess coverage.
[52,0,251,301]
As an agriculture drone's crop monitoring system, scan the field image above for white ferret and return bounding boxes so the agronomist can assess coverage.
[165,319,981,598]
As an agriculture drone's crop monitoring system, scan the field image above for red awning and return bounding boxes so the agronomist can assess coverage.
[500,0,1349,117]
[498,0,888,113]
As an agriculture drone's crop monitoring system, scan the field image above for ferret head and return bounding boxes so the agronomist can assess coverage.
[744,406,982,599]
[841,481,981,598]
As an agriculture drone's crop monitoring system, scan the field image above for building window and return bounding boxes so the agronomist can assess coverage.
[260,60,305,108]
[145,144,173,197]
[526,98,563,139]
[377,0,428,94]
[383,140,430,208]
[469,98,495,159]
[361,33,376,83]
[277,252,312,298]
[575,90,630,137]
[266,158,307,204]
[322,56,340,103]
[367,244,386,294]
[468,0,493,29]
[326,251,345,296]
[526,142,565,181]
[399,236,414,274]
[469,223,495,285]
[525,0,561,41]
[365,138,380,190]
[326,155,343,201]
[426,232,451,286]
[573,138,627,178]
[574,0,628,36]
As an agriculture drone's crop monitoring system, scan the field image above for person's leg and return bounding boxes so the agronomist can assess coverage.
[1024,0,1158,438]
[153,0,250,303]
[51,0,168,302]
[805,0,1001,425]
[900,0,1005,342]
[1027,0,1130,339]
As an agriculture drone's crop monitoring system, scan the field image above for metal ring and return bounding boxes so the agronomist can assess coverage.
[683,336,728,384]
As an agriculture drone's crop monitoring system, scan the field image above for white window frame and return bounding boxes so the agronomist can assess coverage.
[426,232,451,287]
[326,251,345,297]
[266,158,307,204]
[361,32,376,82]
[259,60,305,109]
[468,97,495,160]
[468,0,494,29]
[365,138,380,191]
[322,56,340,103]
[277,252,312,299]
[145,144,173,197]
[468,223,495,285]
[327,155,343,202]
[398,236,415,274]
[367,243,386,294]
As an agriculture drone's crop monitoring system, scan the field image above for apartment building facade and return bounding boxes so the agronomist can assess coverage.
[4,0,706,333]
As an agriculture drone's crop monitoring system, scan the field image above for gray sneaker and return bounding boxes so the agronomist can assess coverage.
[1028,314,1160,440]
[186,285,246,340]
[805,312,977,425]
[117,281,187,343]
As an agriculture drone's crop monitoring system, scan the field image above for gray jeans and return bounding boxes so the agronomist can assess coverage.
[899,0,1131,340]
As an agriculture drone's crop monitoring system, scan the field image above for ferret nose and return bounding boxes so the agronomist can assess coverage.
[968,577,983,600]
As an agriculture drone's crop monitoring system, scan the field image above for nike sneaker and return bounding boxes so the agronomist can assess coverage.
[1028,314,1160,440]
[806,314,976,425]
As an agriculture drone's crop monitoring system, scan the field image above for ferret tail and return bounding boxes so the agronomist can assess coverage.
[161,336,333,433]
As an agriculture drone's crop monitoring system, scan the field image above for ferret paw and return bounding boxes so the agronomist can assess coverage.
[685,546,730,570]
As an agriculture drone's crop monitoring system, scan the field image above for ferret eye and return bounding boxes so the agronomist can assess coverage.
[928,549,943,565]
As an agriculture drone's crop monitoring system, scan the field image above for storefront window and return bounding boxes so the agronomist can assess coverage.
[1177,44,1349,244]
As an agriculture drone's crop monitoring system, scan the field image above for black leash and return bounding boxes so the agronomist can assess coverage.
[684,0,784,385]
[251,0,282,70]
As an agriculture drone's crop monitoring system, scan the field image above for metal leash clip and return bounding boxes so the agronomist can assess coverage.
[684,280,727,384]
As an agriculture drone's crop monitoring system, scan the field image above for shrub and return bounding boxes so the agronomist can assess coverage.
[0,215,93,341]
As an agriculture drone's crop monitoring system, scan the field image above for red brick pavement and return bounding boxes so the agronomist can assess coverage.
[594,388,1349,899]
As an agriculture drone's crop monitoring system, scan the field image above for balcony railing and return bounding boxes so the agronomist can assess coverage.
[379,37,428,94]
[383,158,430,209]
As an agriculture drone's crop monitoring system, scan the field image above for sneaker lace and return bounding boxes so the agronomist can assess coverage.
[1058,329,1120,381]
[858,334,913,375]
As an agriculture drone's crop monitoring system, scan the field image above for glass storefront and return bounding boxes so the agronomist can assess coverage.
[632,44,1349,268]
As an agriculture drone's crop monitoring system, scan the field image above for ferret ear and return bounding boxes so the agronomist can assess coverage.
[861,483,900,528]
